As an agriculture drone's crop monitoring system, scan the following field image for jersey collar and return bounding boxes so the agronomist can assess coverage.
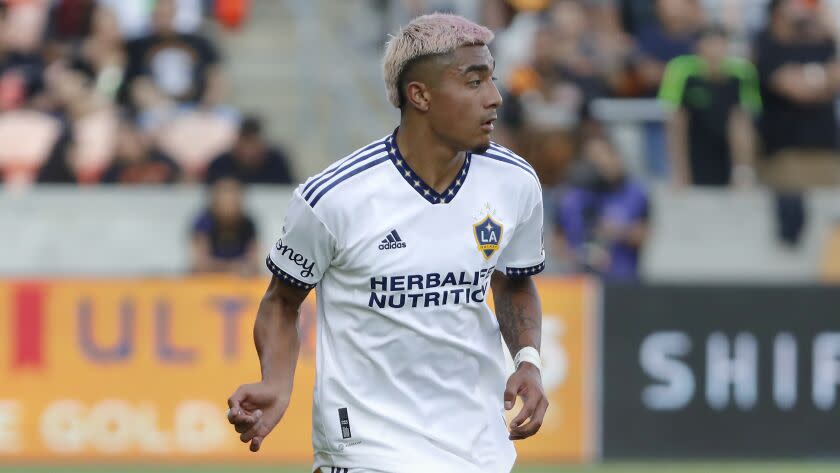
[386,129,471,205]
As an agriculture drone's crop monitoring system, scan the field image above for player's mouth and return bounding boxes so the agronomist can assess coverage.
[480,117,497,133]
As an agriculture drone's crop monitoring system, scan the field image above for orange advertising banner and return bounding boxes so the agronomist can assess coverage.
[0,276,595,464]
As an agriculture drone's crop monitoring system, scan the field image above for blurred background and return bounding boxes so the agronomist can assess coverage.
[2,0,840,472]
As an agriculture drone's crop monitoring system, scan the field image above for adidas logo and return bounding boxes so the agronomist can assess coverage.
[378,229,407,250]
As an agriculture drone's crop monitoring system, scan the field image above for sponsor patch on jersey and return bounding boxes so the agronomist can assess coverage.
[473,214,503,259]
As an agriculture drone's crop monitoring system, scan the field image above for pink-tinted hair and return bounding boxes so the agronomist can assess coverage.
[382,13,494,108]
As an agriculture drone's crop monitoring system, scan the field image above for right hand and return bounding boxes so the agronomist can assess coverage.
[227,382,289,452]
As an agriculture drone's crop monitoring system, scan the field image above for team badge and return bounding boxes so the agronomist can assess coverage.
[473,210,503,260]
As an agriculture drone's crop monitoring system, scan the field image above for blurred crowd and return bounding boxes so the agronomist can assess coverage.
[0,0,294,188]
[380,0,840,281]
[0,0,296,276]
[454,0,840,281]
[4,0,840,281]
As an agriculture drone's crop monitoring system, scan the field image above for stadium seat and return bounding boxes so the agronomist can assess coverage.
[73,108,118,183]
[154,111,236,180]
[0,110,61,186]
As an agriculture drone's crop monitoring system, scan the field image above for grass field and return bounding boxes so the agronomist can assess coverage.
[2,464,840,473]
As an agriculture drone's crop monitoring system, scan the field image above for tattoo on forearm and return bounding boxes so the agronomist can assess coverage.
[495,279,541,355]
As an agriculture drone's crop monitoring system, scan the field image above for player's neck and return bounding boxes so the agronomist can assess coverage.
[395,122,465,195]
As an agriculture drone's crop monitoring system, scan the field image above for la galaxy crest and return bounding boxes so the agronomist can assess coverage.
[473,203,503,260]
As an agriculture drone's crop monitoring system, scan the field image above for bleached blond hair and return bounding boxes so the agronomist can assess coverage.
[383,13,494,109]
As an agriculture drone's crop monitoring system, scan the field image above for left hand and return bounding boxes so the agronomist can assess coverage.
[503,363,549,440]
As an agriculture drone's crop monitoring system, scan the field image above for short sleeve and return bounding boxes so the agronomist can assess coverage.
[497,191,546,278]
[191,212,213,235]
[731,59,762,115]
[658,55,695,110]
[266,191,335,290]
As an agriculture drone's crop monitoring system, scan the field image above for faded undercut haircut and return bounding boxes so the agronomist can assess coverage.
[382,13,494,109]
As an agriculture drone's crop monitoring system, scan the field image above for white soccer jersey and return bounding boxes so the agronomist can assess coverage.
[267,130,545,473]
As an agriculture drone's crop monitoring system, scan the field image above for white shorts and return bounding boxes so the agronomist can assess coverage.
[318,468,392,473]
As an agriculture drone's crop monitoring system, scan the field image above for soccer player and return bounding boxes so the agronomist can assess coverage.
[227,13,547,473]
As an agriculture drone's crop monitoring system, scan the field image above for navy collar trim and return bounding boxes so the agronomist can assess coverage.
[386,129,471,205]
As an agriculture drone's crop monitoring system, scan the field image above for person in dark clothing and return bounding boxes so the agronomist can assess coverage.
[757,0,839,162]
[0,52,46,111]
[660,25,761,187]
[204,116,294,185]
[100,121,181,184]
[554,137,649,281]
[123,0,226,111]
[633,0,703,96]
[0,2,47,111]
[754,0,840,246]
[190,177,261,276]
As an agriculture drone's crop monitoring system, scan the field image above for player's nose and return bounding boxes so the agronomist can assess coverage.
[486,81,503,109]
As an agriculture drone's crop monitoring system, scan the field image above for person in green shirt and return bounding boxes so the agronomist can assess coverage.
[659,25,761,188]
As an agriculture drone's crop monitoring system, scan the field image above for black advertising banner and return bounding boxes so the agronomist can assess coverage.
[602,285,840,458]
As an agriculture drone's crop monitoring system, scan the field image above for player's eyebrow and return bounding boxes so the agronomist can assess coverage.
[461,60,495,75]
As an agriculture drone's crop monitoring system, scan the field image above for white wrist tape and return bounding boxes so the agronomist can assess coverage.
[513,346,541,371]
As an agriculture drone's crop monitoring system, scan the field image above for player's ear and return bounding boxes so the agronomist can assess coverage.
[404,81,431,113]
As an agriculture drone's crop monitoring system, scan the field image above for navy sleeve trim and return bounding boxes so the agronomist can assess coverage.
[505,261,545,278]
[266,256,317,290]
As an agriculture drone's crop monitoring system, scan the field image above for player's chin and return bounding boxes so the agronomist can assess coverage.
[469,134,492,154]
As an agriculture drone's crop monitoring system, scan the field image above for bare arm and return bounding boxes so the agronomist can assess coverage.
[227,275,310,452]
[190,234,213,273]
[665,108,691,188]
[201,65,228,107]
[190,234,252,274]
[254,275,309,398]
[770,63,840,104]
[492,272,542,355]
[618,221,649,248]
[552,230,577,270]
[130,76,174,109]
[491,271,547,440]
[728,107,757,188]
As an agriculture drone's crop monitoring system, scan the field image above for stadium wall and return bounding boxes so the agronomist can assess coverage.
[3,186,840,279]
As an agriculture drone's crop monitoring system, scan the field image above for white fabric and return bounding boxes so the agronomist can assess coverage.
[513,346,542,372]
[267,132,545,473]
[318,467,391,473]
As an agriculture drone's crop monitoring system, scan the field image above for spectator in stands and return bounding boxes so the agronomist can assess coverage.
[78,5,127,101]
[660,25,761,188]
[46,0,96,45]
[618,0,657,37]
[204,115,294,185]
[578,0,638,97]
[755,0,840,246]
[190,177,261,276]
[0,2,47,111]
[100,119,180,184]
[501,22,595,185]
[553,136,649,281]
[42,58,118,183]
[634,0,704,96]
[37,59,106,184]
[124,0,227,119]
[549,0,633,98]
